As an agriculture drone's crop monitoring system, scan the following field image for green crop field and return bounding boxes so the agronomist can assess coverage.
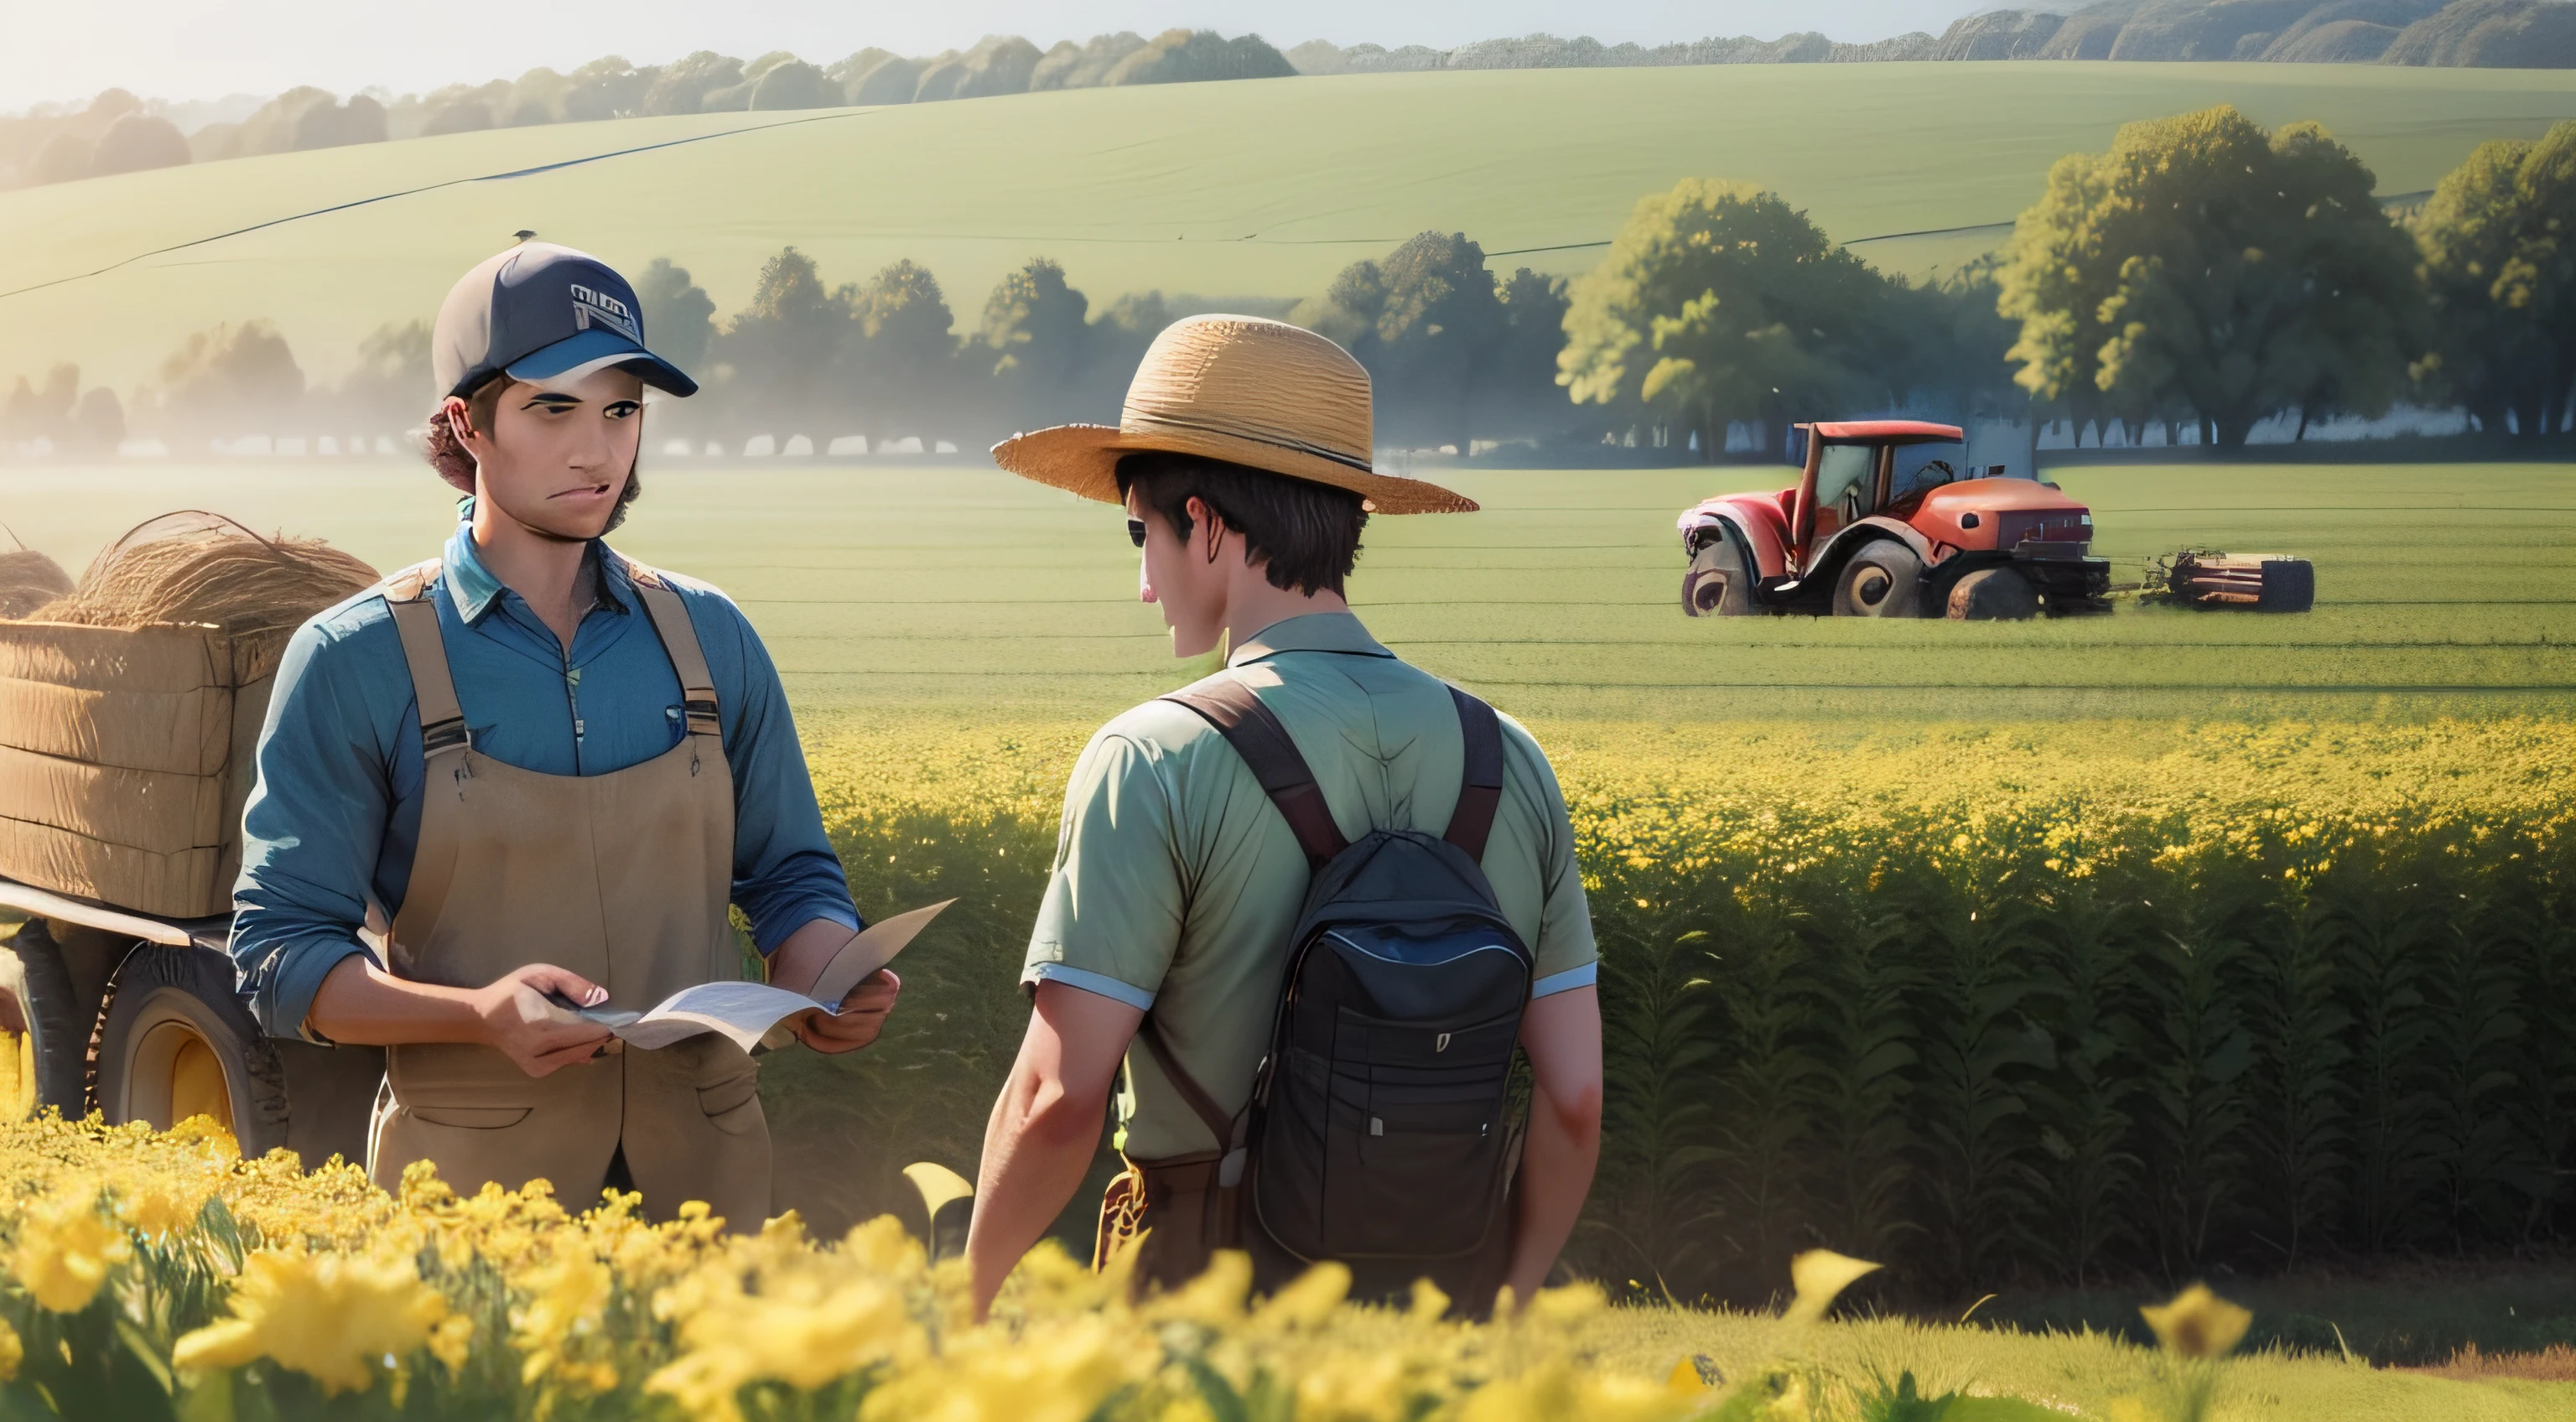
[4,62,2575,390]
[3,459,2568,728]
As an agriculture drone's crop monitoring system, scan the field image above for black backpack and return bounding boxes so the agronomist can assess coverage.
[1137,671,1535,1301]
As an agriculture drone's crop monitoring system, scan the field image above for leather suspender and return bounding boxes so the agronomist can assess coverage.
[635,584,723,740]
[1160,672,1506,869]
[1445,685,1504,863]
[382,562,473,760]
[1161,677,1347,869]
[377,556,724,758]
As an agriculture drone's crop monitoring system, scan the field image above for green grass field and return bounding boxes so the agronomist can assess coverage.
[3,459,2567,727]
[4,464,2572,1414]
[3,62,2574,390]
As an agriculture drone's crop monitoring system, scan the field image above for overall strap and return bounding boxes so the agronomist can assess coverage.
[627,562,722,740]
[1161,674,1347,869]
[379,561,470,759]
[1444,687,1504,863]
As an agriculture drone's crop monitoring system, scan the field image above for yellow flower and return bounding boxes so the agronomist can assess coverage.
[428,1312,475,1373]
[1251,1261,1349,1330]
[13,1191,132,1313]
[1455,1359,1691,1422]
[646,1226,928,1421]
[118,1180,212,1239]
[1784,1249,1881,1325]
[1143,1249,1253,1328]
[0,1316,21,1381]
[173,1248,452,1395]
[2139,1284,2251,1360]
[858,1312,1145,1422]
[512,1250,612,1388]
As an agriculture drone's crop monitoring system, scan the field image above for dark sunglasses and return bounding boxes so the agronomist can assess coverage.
[1126,518,1148,548]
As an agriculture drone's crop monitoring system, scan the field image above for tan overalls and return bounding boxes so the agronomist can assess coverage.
[361,559,770,1227]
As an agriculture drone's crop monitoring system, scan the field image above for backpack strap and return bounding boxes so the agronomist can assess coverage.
[1444,687,1504,864]
[1162,674,1348,869]
[1132,1019,1244,1162]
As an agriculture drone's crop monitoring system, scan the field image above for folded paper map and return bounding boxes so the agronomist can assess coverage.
[537,900,953,1052]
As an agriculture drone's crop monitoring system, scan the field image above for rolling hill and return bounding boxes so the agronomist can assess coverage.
[2,61,2573,392]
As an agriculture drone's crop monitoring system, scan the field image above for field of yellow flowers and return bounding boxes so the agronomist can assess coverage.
[0,714,2566,1418]
[771,714,2576,1341]
[0,1106,2563,1421]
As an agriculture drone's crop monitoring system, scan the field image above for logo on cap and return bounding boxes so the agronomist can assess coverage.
[569,283,640,343]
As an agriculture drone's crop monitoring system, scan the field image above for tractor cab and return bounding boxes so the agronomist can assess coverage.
[1789,421,2012,566]
[1677,419,2111,619]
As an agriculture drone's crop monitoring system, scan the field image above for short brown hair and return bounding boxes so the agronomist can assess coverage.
[414,376,645,532]
[1115,452,1368,597]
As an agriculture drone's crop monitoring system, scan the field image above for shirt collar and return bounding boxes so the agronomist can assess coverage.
[439,524,634,625]
[1228,611,1394,667]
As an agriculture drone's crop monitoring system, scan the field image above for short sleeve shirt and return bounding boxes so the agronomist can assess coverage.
[1022,611,1597,1160]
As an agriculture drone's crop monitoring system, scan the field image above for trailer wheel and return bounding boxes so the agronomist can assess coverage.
[1682,536,1753,616]
[1946,568,2040,621]
[1832,544,1925,617]
[93,946,289,1155]
[1,921,91,1115]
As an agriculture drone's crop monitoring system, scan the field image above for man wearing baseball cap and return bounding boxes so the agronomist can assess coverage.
[229,241,896,1226]
[963,315,1602,1316]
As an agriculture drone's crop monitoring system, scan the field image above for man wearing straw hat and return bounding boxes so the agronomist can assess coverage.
[229,241,896,1227]
[965,315,1602,1316]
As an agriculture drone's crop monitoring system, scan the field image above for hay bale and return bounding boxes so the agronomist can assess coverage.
[0,550,72,620]
[32,511,377,682]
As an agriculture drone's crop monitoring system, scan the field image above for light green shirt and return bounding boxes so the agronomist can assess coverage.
[1023,611,1597,1160]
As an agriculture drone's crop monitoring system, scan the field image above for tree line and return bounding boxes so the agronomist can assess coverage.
[0,33,1296,191]
[0,238,1582,457]
[8,105,2573,461]
[1568,106,2576,455]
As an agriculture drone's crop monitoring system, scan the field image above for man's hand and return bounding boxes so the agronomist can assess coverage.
[465,964,614,1077]
[790,968,901,1054]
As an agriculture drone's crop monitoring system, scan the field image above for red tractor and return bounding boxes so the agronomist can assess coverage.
[1677,420,2110,619]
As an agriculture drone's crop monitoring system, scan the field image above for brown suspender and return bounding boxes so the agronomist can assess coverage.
[1445,685,1504,864]
[1160,673,1504,870]
[377,556,724,757]
[1161,677,1348,868]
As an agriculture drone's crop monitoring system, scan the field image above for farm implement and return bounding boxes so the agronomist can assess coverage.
[1675,420,2314,619]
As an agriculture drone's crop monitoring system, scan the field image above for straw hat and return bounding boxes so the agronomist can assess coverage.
[990,315,1477,515]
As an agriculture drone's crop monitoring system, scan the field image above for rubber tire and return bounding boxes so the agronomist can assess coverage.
[2257,558,2316,612]
[1832,543,1926,618]
[1682,535,1753,616]
[0,921,93,1115]
[94,945,290,1155]
[1946,567,2041,621]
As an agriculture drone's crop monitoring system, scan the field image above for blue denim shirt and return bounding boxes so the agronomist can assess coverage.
[229,523,860,1041]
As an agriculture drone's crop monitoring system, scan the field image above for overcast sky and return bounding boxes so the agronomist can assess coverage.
[0,0,1992,111]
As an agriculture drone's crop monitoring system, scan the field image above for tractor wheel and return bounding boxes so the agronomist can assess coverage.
[1946,568,2040,621]
[0,921,91,1116]
[1832,544,1925,618]
[93,945,290,1155]
[1682,536,1753,616]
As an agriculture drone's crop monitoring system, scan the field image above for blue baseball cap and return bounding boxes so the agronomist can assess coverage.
[431,241,698,402]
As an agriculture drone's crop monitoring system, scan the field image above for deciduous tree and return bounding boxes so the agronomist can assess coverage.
[2413,120,2576,438]
[1999,106,2423,449]
[1561,179,1883,461]
[979,258,1093,427]
[718,247,850,436]
[846,260,959,439]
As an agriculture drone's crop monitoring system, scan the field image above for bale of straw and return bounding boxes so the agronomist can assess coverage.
[0,550,72,620]
[32,511,377,682]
